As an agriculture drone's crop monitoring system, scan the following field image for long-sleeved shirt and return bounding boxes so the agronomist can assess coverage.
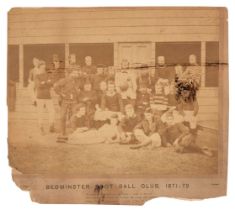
[134,118,159,136]
[79,90,98,113]
[47,67,65,83]
[182,65,201,85]
[35,73,53,99]
[28,67,39,83]
[101,92,124,112]
[155,65,175,82]
[54,77,81,102]
[135,91,150,110]
[91,74,107,91]
[119,115,139,133]
[66,63,81,75]
[115,71,137,93]
[150,93,169,107]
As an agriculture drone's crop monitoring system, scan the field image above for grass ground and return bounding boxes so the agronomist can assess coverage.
[8,121,218,177]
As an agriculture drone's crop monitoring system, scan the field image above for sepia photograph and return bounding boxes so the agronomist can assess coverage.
[7,7,228,204]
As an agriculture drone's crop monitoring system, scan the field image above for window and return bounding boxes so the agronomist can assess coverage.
[8,45,19,82]
[205,42,219,87]
[117,43,152,67]
[156,42,201,66]
[69,43,114,66]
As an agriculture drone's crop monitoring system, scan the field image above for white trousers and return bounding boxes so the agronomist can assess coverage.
[27,81,36,103]
[36,99,55,127]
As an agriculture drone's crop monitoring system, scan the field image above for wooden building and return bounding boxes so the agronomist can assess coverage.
[8,8,227,129]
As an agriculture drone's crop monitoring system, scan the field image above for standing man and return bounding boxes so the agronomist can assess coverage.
[155,56,175,84]
[35,60,55,134]
[66,54,80,77]
[182,54,201,88]
[155,56,176,107]
[79,80,98,128]
[49,54,65,83]
[92,64,106,91]
[106,66,115,81]
[135,83,150,121]
[148,65,157,92]
[115,59,137,106]
[28,57,40,106]
[82,55,97,75]
[54,69,81,141]
[155,56,175,92]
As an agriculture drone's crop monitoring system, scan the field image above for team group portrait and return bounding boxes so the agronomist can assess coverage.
[27,54,212,153]
[8,8,220,177]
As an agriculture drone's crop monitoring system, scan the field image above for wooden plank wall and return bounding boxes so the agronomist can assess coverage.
[8,7,222,44]
[8,8,224,129]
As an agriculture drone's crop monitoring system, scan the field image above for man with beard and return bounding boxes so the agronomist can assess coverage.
[82,56,97,75]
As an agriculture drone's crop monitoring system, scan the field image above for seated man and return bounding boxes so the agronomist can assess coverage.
[119,104,140,144]
[161,109,213,156]
[130,107,162,149]
[99,80,124,120]
[70,103,89,132]
[79,80,97,128]
[68,113,121,145]
[57,103,89,143]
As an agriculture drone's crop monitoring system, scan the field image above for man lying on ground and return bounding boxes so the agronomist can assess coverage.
[161,109,213,156]
[68,113,121,145]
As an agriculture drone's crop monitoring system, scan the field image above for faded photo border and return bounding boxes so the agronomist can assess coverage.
[7,7,228,204]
